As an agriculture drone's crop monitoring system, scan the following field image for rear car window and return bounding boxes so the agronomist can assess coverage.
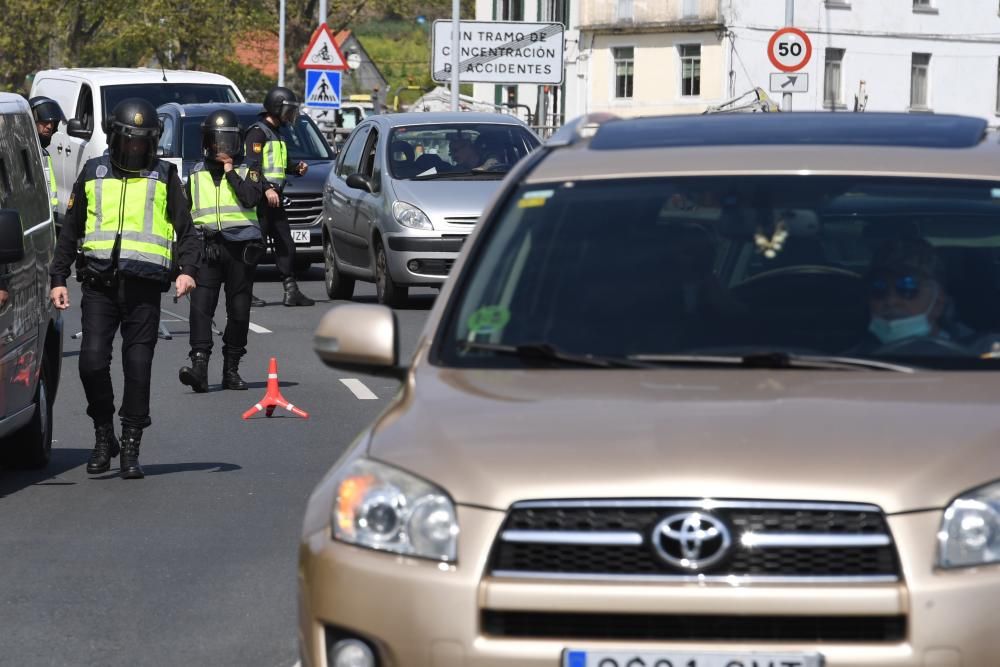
[103,84,239,114]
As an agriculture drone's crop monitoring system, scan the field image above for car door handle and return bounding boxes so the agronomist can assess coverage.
[65,147,71,155]
[57,145,63,153]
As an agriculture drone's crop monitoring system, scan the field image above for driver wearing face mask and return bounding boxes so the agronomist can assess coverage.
[856,237,976,354]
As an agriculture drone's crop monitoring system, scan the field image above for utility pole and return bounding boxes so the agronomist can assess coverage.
[319,0,327,24]
[783,0,793,112]
[451,0,460,111]
[278,0,286,87]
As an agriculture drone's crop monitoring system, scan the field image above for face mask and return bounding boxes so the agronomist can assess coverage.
[869,285,937,344]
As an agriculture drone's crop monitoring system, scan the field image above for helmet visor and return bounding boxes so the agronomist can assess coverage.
[278,100,300,125]
[33,101,65,125]
[109,122,159,172]
[206,128,242,159]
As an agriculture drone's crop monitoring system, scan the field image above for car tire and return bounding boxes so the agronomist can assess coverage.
[324,236,355,300]
[374,239,408,308]
[4,373,53,469]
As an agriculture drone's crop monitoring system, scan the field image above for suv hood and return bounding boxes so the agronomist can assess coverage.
[368,367,1000,514]
[391,179,503,219]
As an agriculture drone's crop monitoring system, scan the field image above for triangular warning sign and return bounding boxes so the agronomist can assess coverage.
[298,23,348,71]
[306,71,340,105]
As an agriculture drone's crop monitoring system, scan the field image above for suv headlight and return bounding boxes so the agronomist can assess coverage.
[937,481,1000,568]
[392,201,433,230]
[331,458,458,562]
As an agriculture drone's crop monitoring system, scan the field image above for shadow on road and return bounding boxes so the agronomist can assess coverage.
[88,461,242,480]
[0,447,90,497]
[349,294,437,311]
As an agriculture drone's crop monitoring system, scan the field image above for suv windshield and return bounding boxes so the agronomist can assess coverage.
[177,113,333,161]
[104,84,239,112]
[440,176,1000,370]
[387,123,539,180]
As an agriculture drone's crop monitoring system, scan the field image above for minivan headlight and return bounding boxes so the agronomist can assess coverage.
[331,458,458,562]
[392,201,433,230]
[937,481,1000,568]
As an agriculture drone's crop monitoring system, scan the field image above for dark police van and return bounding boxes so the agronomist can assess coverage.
[0,93,62,468]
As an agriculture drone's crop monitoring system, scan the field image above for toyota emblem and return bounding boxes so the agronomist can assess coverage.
[652,511,731,571]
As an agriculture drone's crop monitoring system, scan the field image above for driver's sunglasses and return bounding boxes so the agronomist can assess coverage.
[869,274,922,300]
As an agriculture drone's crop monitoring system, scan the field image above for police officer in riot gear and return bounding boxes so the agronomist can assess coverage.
[245,86,315,307]
[178,109,264,393]
[49,98,201,480]
[29,96,65,218]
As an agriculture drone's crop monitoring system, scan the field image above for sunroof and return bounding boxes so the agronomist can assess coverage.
[588,113,988,151]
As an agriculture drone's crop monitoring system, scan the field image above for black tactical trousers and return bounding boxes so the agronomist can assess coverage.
[190,239,256,357]
[258,203,295,279]
[79,278,162,430]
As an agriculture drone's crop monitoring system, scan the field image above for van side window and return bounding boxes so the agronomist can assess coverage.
[76,84,94,131]
[0,157,10,195]
[20,149,35,186]
[158,114,175,156]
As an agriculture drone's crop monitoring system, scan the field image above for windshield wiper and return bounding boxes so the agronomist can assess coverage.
[413,170,505,180]
[629,351,915,373]
[459,341,650,368]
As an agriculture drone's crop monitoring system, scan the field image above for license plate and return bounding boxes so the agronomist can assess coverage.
[563,649,823,667]
[291,229,310,244]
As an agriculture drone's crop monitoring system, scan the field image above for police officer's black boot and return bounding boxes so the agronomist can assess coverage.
[282,277,315,307]
[222,352,248,391]
[119,426,144,480]
[250,293,266,307]
[178,350,210,393]
[86,423,120,475]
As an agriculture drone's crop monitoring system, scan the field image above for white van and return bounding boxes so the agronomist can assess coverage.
[30,68,245,217]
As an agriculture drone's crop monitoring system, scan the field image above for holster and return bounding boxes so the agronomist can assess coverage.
[243,240,265,265]
[77,263,118,289]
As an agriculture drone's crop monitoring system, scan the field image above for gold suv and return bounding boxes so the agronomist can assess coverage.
[301,112,1000,667]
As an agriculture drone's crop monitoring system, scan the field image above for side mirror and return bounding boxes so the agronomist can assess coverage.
[66,119,92,140]
[0,209,26,263]
[346,173,373,193]
[313,304,405,380]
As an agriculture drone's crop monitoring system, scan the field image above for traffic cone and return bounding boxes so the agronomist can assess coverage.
[242,357,309,420]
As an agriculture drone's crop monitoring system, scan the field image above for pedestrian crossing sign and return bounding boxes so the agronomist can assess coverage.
[305,70,341,109]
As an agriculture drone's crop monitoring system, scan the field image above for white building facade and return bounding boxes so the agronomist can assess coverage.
[473,0,1000,124]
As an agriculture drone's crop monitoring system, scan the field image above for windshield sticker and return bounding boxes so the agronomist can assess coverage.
[467,305,511,335]
[517,189,555,209]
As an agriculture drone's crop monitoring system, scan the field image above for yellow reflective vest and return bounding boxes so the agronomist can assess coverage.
[45,153,57,211]
[189,163,259,233]
[250,121,288,188]
[80,156,174,280]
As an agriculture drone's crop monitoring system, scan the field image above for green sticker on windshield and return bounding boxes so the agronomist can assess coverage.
[467,305,511,335]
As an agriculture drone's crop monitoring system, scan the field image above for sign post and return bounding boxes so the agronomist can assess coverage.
[299,23,348,111]
[767,26,812,110]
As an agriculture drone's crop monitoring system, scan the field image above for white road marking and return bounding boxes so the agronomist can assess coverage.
[340,378,378,400]
[162,307,271,335]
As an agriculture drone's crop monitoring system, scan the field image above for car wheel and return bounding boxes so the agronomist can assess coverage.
[324,236,355,299]
[374,240,408,307]
[4,373,53,469]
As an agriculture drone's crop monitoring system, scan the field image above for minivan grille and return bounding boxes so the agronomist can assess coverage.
[286,193,323,226]
[489,500,901,581]
[444,216,478,225]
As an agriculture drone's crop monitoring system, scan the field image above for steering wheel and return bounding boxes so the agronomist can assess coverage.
[872,336,972,356]
[736,264,861,287]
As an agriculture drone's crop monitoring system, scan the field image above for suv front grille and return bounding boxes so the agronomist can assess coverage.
[482,610,907,642]
[286,193,323,226]
[489,500,901,581]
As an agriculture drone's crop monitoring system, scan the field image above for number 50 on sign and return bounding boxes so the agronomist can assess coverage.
[767,27,812,72]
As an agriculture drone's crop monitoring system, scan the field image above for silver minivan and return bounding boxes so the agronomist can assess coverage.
[321,112,539,306]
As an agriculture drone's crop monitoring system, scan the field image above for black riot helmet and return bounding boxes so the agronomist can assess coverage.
[263,86,300,125]
[201,109,242,162]
[29,96,65,148]
[104,98,161,172]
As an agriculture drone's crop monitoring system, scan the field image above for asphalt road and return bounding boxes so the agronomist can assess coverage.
[0,266,437,666]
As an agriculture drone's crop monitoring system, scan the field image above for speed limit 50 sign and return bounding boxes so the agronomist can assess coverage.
[767,27,812,72]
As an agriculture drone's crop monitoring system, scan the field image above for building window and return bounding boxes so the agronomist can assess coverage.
[497,0,523,20]
[682,0,698,17]
[542,0,569,24]
[913,0,936,11]
[824,48,845,107]
[910,53,931,109]
[613,47,635,99]
[680,45,701,96]
[617,0,634,21]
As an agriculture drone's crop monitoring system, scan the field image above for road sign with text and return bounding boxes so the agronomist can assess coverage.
[431,20,565,84]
